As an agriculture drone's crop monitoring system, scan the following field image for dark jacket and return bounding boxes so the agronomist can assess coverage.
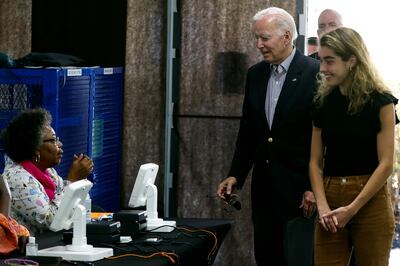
[228,49,319,220]
[309,51,320,60]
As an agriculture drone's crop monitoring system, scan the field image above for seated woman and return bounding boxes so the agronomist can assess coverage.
[1,108,93,235]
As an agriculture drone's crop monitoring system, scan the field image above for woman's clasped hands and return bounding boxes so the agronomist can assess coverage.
[319,205,355,233]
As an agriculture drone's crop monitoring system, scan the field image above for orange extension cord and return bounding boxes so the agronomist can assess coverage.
[106,251,179,265]
[105,225,218,265]
[176,226,218,264]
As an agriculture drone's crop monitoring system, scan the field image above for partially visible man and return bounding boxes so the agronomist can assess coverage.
[309,9,343,59]
[307,37,318,56]
[217,7,319,266]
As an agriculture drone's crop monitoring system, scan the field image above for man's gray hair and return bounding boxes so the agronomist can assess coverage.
[253,7,298,43]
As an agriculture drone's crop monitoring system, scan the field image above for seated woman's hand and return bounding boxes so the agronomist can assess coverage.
[67,154,94,182]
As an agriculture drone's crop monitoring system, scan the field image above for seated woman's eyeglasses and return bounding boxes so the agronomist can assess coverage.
[43,136,60,145]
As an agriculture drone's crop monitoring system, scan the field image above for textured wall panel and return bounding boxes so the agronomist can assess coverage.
[179,0,296,117]
[177,117,255,265]
[121,0,166,207]
[0,0,31,58]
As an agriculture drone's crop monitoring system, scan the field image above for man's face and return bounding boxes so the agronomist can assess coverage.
[317,11,342,38]
[308,44,318,55]
[253,17,292,65]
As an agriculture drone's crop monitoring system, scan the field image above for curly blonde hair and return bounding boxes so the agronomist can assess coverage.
[315,27,390,114]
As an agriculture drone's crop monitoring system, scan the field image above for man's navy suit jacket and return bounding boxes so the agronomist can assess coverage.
[228,49,320,220]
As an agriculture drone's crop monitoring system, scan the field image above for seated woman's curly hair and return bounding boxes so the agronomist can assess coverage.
[1,108,52,163]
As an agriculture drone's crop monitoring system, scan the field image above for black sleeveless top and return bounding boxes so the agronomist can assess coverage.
[312,88,398,176]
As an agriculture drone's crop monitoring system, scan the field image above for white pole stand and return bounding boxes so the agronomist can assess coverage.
[38,205,113,261]
[145,184,176,232]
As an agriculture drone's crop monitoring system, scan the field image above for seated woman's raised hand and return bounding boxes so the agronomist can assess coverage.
[67,154,94,182]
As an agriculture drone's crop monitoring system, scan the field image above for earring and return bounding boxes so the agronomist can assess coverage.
[349,65,353,72]
[35,154,40,164]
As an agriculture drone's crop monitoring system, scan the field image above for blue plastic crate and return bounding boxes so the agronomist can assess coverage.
[89,67,123,212]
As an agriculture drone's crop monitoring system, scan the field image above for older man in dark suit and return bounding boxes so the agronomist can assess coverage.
[217,7,319,266]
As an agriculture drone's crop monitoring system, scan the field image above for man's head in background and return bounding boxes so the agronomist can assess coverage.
[317,9,343,38]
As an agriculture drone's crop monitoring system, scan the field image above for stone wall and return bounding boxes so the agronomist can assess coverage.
[0,0,31,58]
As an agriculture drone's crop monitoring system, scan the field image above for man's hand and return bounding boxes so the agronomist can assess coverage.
[217,176,237,200]
[300,190,316,218]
